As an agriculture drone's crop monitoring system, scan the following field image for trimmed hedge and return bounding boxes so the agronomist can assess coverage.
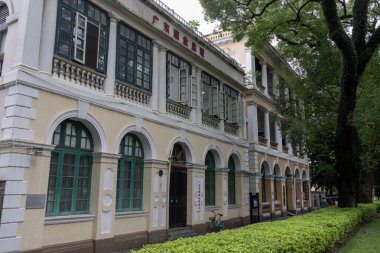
[135,202,380,253]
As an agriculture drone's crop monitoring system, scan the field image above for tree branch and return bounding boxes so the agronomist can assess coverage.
[352,0,370,55]
[358,26,380,76]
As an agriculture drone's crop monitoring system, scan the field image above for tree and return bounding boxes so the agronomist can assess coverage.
[200,0,380,207]
[187,20,200,31]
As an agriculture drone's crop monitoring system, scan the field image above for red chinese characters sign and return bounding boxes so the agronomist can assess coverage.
[152,15,205,58]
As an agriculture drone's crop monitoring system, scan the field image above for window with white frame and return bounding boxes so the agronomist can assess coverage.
[222,85,244,126]
[202,72,219,117]
[117,23,152,91]
[166,52,198,106]
[55,0,108,72]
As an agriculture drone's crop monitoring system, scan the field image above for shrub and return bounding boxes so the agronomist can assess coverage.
[135,203,380,253]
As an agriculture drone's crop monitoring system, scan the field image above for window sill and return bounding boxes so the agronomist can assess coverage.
[115,210,148,219]
[205,205,219,211]
[228,204,240,209]
[45,214,95,225]
[262,202,270,207]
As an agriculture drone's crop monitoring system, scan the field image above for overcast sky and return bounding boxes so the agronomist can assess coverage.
[159,0,218,34]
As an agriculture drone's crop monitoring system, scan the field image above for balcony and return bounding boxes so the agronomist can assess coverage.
[224,122,239,135]
[115,81,151,107]
[202,114,220,129]
[166,100,191,119]
[270,141,278,150]
[258,136,267,146]
[282,146,289,153]
[52,56,106,91]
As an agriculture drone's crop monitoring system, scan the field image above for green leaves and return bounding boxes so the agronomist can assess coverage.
[135,202,380,253]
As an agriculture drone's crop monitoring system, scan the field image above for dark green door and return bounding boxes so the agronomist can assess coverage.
[169,167,187,228]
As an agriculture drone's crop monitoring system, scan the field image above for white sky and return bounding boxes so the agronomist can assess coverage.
[159,0,218,34]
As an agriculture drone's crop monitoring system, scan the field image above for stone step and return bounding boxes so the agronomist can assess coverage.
[168,227,198,240]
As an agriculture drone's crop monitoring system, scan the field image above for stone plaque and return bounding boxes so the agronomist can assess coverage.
[26,194,46,209]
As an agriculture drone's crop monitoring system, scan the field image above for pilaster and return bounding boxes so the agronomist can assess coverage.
[104,13,120,96]
[91,153,120,241]
[38,0,58,75]
[215,168,228,217]
[158,45,167,113]
[264,110,270,147]
[261,61,268,95]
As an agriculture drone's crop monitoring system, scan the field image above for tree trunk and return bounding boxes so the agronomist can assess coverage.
[335,66,361,208]
[357,169,374,203]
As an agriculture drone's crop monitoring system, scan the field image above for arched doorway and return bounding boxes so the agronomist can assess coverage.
[169,143,187,228]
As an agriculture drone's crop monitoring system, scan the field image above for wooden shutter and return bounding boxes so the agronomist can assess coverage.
[74,12,87,64]
[179,68,188,103]
[211,85,219,116]
[190,75,198,108]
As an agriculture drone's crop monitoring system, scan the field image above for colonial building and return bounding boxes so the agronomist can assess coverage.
[207,32,311,219]
[0,0,250,252]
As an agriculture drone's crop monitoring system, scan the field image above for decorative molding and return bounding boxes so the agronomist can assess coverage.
[45,214,96,225]
[115,211,149,219]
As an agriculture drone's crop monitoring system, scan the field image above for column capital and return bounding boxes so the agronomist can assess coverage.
[108,12,121,22]
[153,40,167,52]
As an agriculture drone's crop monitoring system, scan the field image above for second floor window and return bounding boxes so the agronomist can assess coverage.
[55,0,109,73]
[117,23,152,91]
[202,72,219,117]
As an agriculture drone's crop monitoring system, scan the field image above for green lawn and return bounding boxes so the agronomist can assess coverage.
[340,216,380,253]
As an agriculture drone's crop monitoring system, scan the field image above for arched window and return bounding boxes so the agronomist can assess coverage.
[261,164,266,202]
[116,134,144,212]
[46,120,93,216]
[0,3,9,75]
[228,157,236,204]
[205,151,215,206]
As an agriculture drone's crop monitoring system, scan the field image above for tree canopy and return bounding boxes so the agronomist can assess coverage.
[200,0,380,207]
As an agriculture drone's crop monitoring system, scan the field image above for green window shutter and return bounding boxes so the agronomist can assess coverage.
[238,98,244,126]
[73,12,87,63]
[179,68,189,103]
[46,120,93,217]
[205,151,216,206]
[116,134,144,212]
[219,91,226,120]
[210,85,219,116]
[190,75,198,108]
[231,96,238,123]
[228,157,236,205]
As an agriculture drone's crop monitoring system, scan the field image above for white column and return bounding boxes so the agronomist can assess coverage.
[195,65,203,126]
[264,110,270,147]
[275,121,282,150]
[245,48,256,87]
[38,0,58,75]
[273,71,279,98]
[158,46,167,113]
[104,13,120,96]
[4,0,44,72]
[247,102,258,143]
[261,61,268,95]
[150,42,159,111]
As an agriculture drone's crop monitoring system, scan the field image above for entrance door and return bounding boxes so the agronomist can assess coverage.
[169,167,187,228]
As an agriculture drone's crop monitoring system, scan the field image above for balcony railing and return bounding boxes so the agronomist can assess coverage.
[166,100,191,119]
[52,56,106,91]
[283,146,289,153]
[224,122,239,135]
[202,113,220,129]
[270,141,278,150]
[115,81,151,107]
[258,136,267,146]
